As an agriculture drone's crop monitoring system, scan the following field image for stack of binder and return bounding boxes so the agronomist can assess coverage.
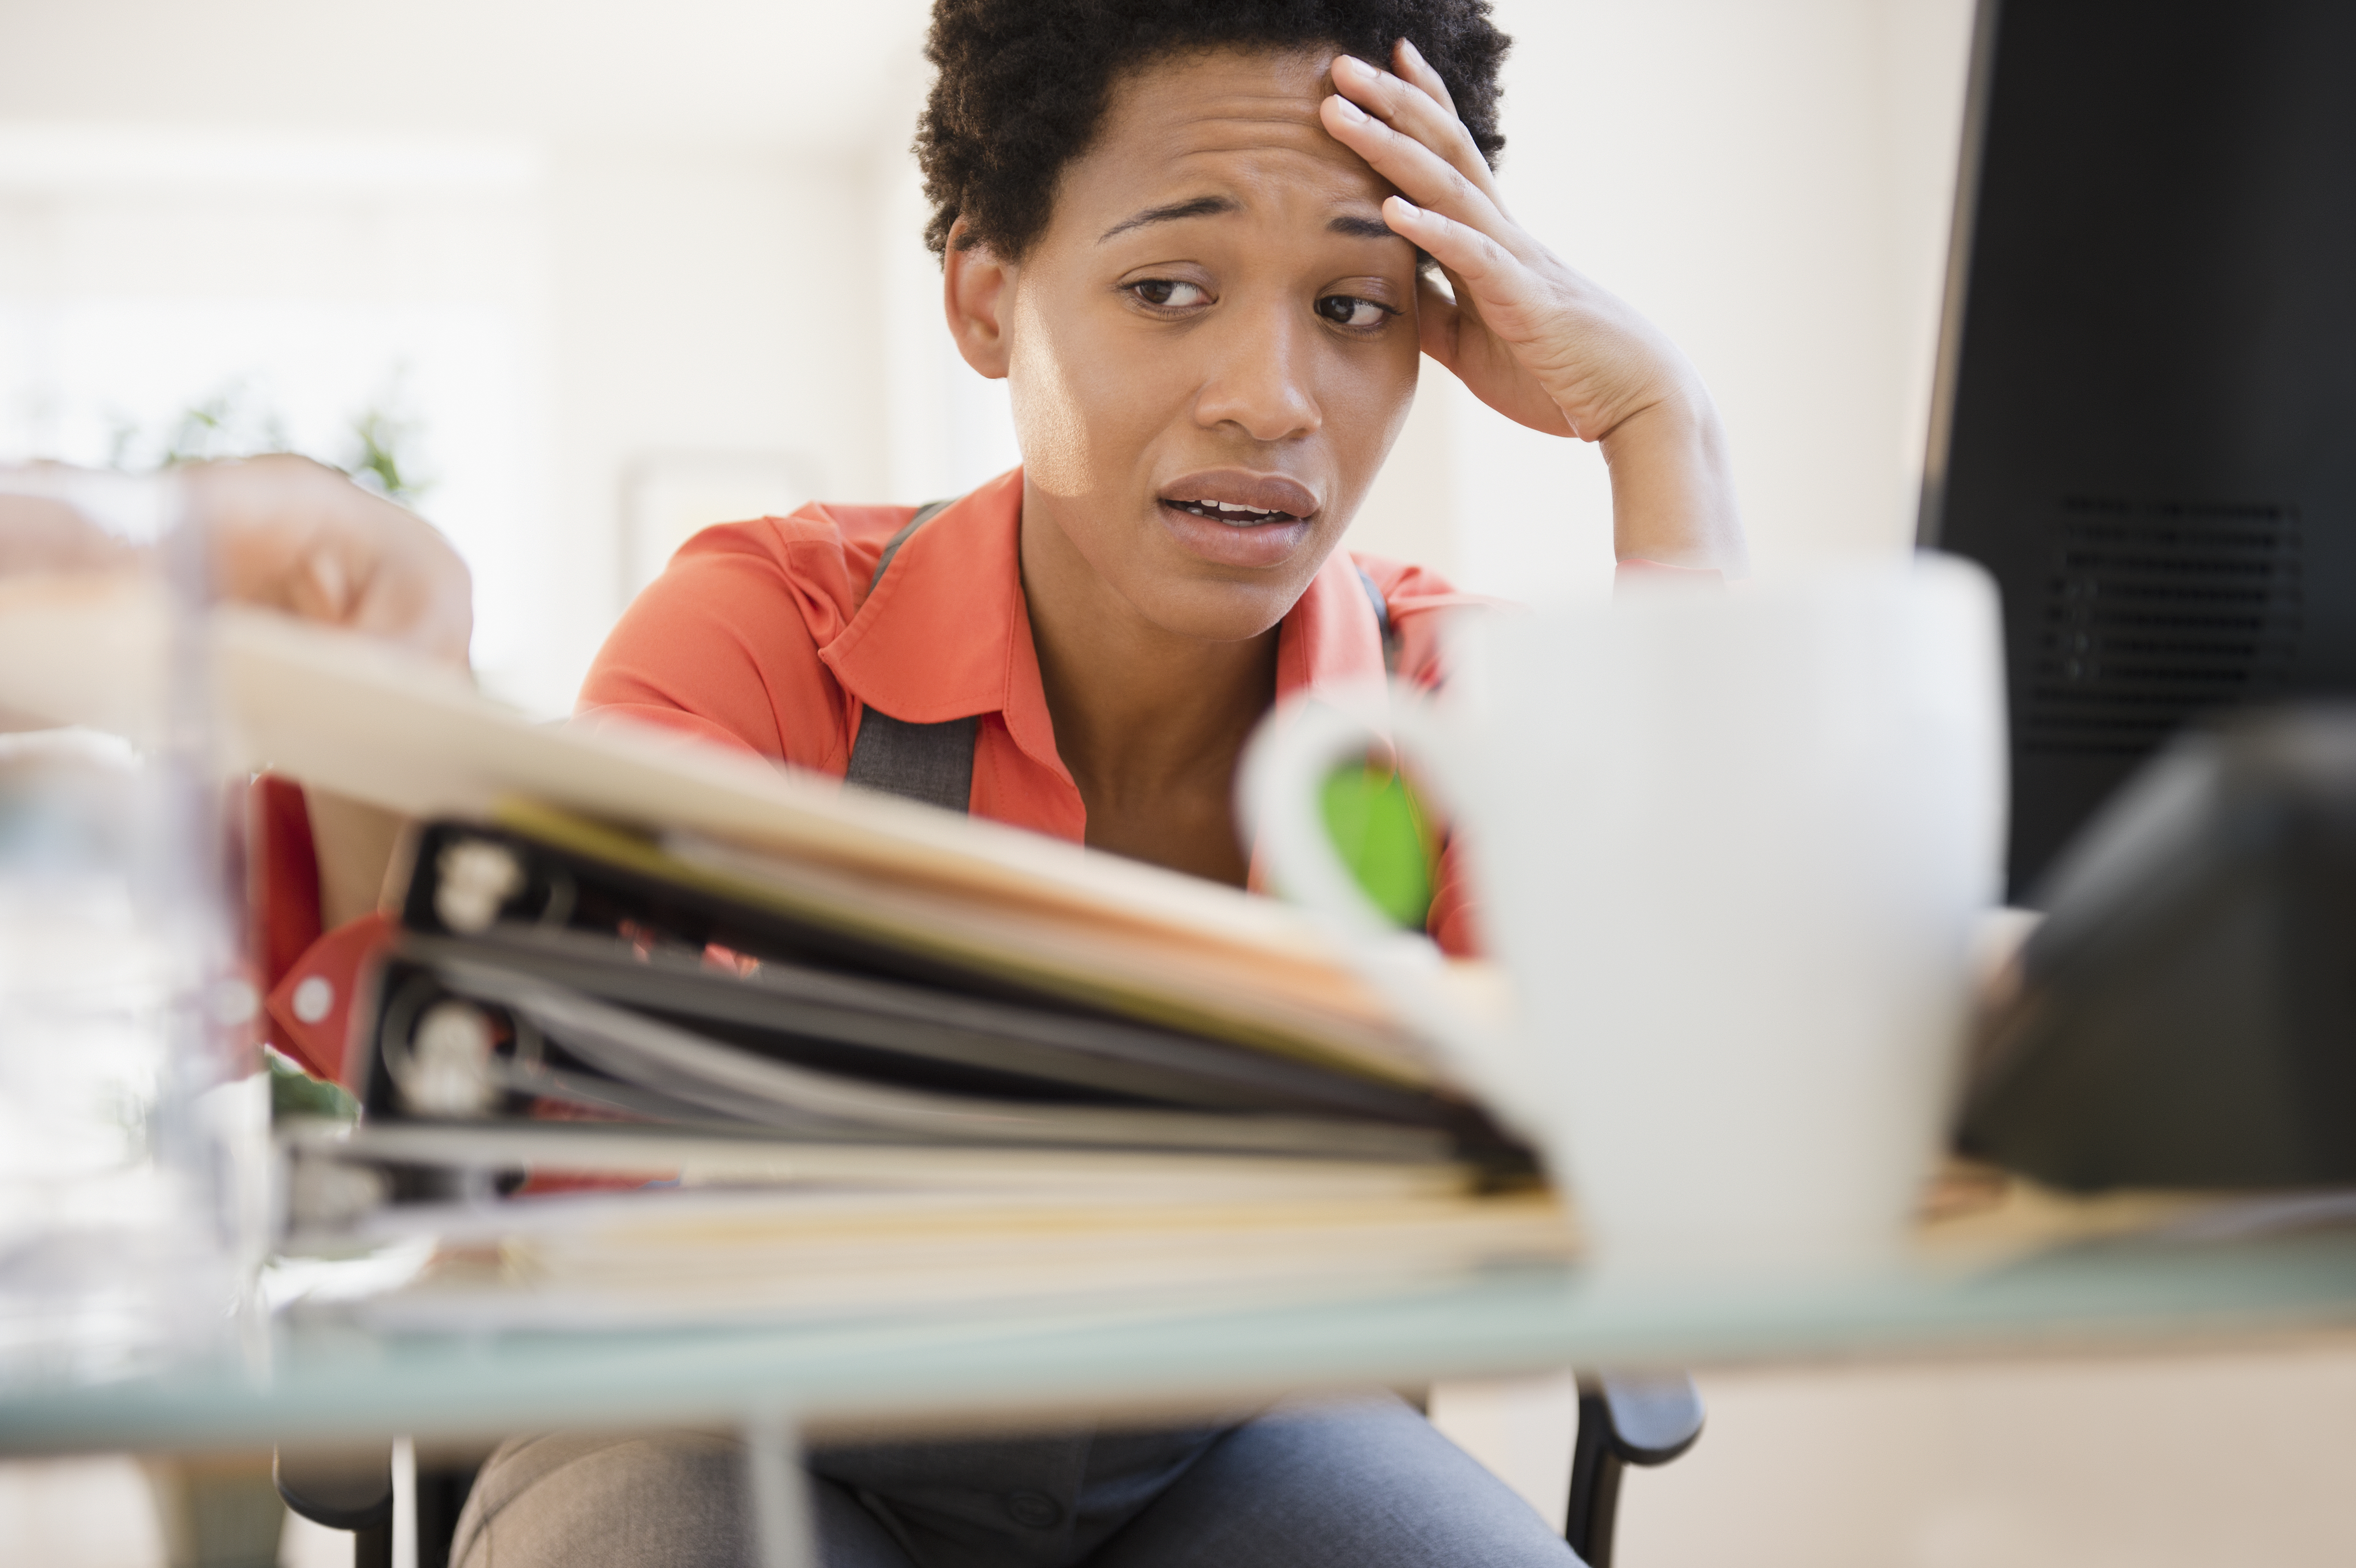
[370,813,1484,1163]
[296,805,1567,1327]
[0,594,1570,1327]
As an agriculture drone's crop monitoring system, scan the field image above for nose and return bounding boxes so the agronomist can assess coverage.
[1192,299,1321,444]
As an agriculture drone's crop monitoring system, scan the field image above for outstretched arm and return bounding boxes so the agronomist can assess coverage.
[2,455,474,663]
[189,456,475,921]
[5,456,473,922]
[187,454,474,668]
[1322,41,1748,576]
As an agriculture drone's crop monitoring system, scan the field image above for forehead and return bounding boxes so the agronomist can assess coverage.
[1053,46,1394,230]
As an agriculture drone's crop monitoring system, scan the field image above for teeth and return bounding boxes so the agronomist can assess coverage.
[1173,498,1287,523]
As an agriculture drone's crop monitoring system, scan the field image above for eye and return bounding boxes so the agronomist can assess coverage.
[1316,294,1395,329]
[1127,278,1211,309]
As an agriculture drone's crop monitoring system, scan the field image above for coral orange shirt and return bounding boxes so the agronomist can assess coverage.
[579,467,1491,954]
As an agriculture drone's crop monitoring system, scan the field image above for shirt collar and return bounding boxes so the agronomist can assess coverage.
[818,467,1070,780]
[1278,543,1392,701]
[820,464,1390,756]
[820,467,1028,726]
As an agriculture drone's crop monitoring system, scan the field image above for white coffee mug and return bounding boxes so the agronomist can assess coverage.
[1243,554,2007,1277]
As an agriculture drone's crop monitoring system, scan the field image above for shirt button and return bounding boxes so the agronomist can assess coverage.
[1004,1491,1063,1530]
[291,975,336,1024]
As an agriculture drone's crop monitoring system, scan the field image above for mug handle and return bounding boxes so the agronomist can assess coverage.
[1239,687,1529,1121]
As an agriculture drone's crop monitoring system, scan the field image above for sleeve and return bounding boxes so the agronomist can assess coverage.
[577,519,860,776]
[263,912,394,1088]
[1426,842,1484,960]
[249,775,321,997]
[245,775,394,1085]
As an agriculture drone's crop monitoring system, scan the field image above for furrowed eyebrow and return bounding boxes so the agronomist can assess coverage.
[1098,195,1238,242]
[1095,200,1403,245]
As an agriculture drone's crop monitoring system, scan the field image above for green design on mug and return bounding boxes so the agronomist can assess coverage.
[1318,761,1438,930]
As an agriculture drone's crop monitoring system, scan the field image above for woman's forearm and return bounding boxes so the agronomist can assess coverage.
[1600,385,1749,575]
[306,787,409,927]
[0,488,143,575]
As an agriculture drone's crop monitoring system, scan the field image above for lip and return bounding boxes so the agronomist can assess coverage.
[1154,469,1322,569]
[1158,469,1322,519]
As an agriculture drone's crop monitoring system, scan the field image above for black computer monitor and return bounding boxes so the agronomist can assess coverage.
[1919,0,2356,900]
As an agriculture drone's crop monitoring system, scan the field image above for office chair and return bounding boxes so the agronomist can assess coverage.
[274,1371,1701,1568]
[275,1448,479,1568]
[1567,1371,1706,1566]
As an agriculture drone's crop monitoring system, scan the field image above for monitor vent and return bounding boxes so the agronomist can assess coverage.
[2022,499,2302,756]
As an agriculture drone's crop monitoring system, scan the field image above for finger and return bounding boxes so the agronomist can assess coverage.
[1411,268,1576,438]
[302,548,354,621]
[351,574,474,668]
[1415,271,1580,438]
[1382,194,1559,346]
[345,518,475,667]
[194,457,473,667]
[1321,95,1518,265]
[1392,38,1457,119]
[1414,270,1463,366]
[1329,52,1501,211]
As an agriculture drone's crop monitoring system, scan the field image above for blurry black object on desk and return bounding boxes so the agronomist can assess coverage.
[1962,706,2356,1189]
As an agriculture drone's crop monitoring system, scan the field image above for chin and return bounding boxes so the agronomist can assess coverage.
[1133,568,1311,645]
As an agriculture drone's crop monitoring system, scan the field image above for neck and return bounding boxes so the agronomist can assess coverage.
[1018,486,1278,828]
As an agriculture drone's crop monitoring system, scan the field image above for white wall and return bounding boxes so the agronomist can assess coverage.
[538,143,892,693]
[1423,0,1979,600]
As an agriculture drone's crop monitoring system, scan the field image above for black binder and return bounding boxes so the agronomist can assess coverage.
[349,817,1517,1169]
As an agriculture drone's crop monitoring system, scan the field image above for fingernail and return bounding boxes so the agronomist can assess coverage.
[1400,38,1426,65]
[1331,94,1368,123]
[1334,52,1370,80]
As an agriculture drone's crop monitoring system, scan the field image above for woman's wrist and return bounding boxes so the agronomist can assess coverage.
[1598,383,1748,575]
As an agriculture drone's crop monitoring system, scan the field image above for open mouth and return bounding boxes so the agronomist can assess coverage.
[1153,472,1320,565]
[1163,498,1299,526]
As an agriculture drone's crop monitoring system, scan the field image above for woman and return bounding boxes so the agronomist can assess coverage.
[458,2,1743,1564]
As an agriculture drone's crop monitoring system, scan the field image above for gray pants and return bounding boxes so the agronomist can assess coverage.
[451,1394,1582,1568]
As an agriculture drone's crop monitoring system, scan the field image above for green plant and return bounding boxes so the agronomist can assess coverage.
[342,401,430,505]
[109,374,432,506]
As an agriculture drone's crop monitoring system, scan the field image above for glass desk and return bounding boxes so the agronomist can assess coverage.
[7,1217,2356,1457]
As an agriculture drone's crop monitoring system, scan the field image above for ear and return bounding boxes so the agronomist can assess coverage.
[943,217,1014,380]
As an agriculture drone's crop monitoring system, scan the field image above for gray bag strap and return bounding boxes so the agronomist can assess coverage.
[1356,565,1400,676]
[844,499,978,815]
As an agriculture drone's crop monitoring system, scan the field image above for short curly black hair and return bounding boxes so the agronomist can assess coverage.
[916,0,1512,261]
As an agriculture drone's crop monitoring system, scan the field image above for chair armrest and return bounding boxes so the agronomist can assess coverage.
[1591,1371,1705,1466]
[1566,1371,1705,1567]
[273,1444,393,1533]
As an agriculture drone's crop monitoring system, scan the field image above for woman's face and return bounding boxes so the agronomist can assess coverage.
[955,47,1424,643]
